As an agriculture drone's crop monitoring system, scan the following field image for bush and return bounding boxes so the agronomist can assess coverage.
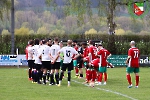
[1,34,150,55]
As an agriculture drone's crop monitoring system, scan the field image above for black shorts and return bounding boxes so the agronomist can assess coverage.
[77,59,83,68]
[28,60,35,69]
[35,64,42,70]
[42,61,51,70]
[62,61,73,71]
[51,62,60,70]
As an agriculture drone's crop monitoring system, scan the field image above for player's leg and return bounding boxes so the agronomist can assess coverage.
[67,62,73,87]
[73,60,79,78]
[42,61,47,85]
[55,62,60,85]
[126,67,134,88]
[58,63,66,86]
[78,60,83,78]
[97,67,106,85]
[134,68,140,88]
[36,64,42,84]
[50,63,55,85]
[103,67,107,85]
[27,60,32,80]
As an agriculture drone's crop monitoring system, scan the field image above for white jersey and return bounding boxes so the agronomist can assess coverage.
[40,45,51,61]
[34,45,42,64]
[28,46,34,60]
[58,46,78,63]
[50,44,61,62]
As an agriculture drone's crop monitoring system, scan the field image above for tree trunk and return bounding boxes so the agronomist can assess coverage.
[11,0,15,54]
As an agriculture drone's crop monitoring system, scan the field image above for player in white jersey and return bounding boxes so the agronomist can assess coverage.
[27,40,34,81]
[49,37,61,85]
[39,39,51,85]
[33,39,42,84]
[58,40,79,87]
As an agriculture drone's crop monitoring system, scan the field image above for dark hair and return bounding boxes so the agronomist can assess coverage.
[81,42,87,46]
[54,37,59,42]
[42,39,48,44]
[89,40,93,45]
[34,39,39,45]
[73,40,77,43]
[29,40,34,45]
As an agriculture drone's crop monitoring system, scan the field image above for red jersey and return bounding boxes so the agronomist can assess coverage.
[74,46,78,51]
[97,48,110,67]
[25,45,30,60]
[83,47,89,57]
[88,45,97,61]
[91,58,100,68]
[128,47,140,68]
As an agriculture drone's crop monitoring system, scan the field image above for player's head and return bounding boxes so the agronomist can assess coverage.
[34,38,39,45]
[97,43,103,49]
[42,39,48,45]
[81,42,87,48]
[130,41,135,47]
[47,38,52,46]
[29,40,34,46]
[54,37,59,43]
[67,40,72,46]
[59,41,63,48]
[72,40,77,46]
[88,40,94,45]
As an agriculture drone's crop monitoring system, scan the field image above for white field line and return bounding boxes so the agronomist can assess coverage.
[72,79,138,100]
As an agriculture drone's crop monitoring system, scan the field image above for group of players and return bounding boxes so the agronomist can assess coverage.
[25,37,140,88]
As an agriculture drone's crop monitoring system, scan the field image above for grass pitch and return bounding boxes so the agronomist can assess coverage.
[0,67,150,100]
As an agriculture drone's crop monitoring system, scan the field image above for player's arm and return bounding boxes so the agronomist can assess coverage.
[126,49,132,64]
[126,56,131,64]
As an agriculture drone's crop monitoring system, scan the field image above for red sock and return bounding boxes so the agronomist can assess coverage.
[87,70,92,82]
[136,76,139,86]
[75,67,79,75]
[92,70,96,82]
[126,74,132,85]
[104,73,107,82]
[86,69,88,80]
[98,73,103,82]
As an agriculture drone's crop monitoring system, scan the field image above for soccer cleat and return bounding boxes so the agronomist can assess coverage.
[28,78,32,81]
[49,83,55,86]
[103,82,107,85]
[135,86,138,88]
[43,82,46,85]
[58,84,61,87]
[67,84,70,87]
[128,85,132,88]
[37,81,42,84]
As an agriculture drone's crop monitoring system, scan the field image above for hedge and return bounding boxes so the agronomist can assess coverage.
[0,34,150,55]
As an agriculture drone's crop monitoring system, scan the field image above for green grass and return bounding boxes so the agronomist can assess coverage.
[0,67,150,100]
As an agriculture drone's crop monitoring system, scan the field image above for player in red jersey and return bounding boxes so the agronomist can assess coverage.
[72,40,79,77]
[86,40,97,86]
[96,43,111,85]
[126,41,140,88]
[25,40,32,80]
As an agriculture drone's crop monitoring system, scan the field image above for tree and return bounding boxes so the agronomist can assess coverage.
[0,0,11,20]
[46,0,150,35]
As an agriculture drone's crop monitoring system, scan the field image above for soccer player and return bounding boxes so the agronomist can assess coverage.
[33,39,43,84]
[58,40,79,87]
[126,41,140,88]
[96,43,111,85]
[87,40,97,85]
[49,37,61,85]
[72,40,79,77]
[27,40,34,81]
[39,39,51,85]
